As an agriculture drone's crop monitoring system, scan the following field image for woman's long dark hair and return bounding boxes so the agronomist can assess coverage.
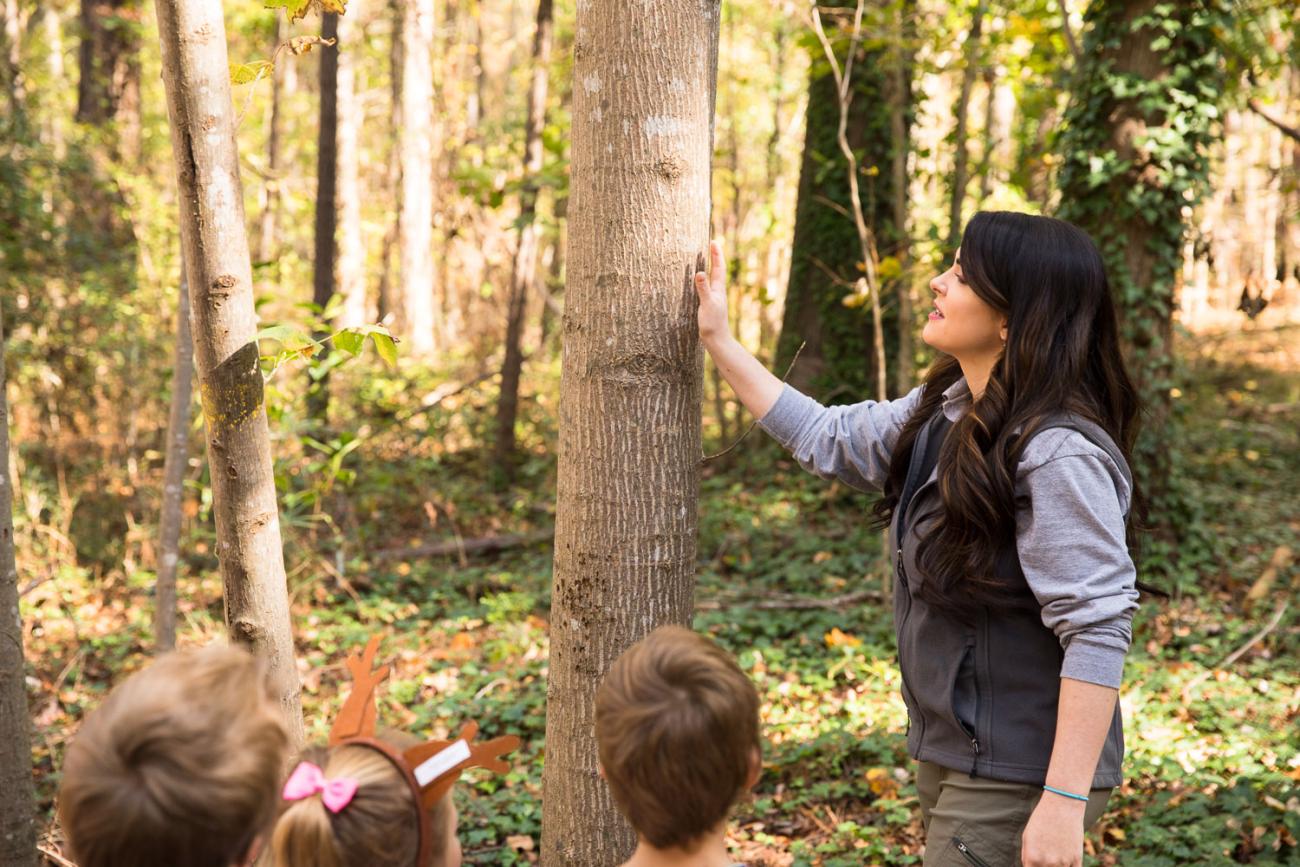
[871,211,1143,616]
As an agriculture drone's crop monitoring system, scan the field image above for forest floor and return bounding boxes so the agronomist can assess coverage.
[24,323,1300,866]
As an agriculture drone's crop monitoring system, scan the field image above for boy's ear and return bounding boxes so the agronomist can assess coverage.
[745,748,762,790]
[597,762,606,780]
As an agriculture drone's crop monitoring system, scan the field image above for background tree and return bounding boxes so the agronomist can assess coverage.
[1055,0,1231,539]
[398,0,437,355]
[0,306,38,867]
[776,1,910,398]
[309,13,341,423]
[493,0,554,475]
[540,0,721,861]
[152,0,303,740]
[76,0,141,156]
[155,263,193,652]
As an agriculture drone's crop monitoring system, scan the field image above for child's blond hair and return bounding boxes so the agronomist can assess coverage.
[595,625,761,850]
[58,644,289,867]
[268,733,454,867]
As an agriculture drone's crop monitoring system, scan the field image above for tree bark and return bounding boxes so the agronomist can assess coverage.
[156,261,194,652]
[398,0,437,355]
[309,12,340,423]
[337,3,367,329]
[540,0,720,862]
[152,0,303,742]
[0,306,38,867]
[946,0,987,255]
[76,0,141,157]
[493,0,553,474]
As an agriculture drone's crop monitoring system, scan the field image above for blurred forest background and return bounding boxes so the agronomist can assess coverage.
[2,0,1300,863]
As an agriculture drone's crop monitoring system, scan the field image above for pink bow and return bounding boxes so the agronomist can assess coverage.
[282,761,358,813]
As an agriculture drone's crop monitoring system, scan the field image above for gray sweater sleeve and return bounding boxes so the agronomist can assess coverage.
[1016,431,1139,689]
[756,384,924,492]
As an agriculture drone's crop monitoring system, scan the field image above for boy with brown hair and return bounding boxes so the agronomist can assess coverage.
[595,625,762,867]
[57,644,290,867]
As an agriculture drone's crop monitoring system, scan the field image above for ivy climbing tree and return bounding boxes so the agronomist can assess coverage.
[1055,0,1231,545]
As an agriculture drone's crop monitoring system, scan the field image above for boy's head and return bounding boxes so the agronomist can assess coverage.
[269,734,461,867]
[595,625,762,851]
[58,644,290,867]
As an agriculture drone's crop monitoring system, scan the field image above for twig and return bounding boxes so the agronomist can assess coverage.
[38,845,78,867]
[1248,98,1300,144]
[702,342,806,463]
[371,530,553,563]
[1181,600,1289,701]
[1057,0,1082,65]
[1244,545,1294,612]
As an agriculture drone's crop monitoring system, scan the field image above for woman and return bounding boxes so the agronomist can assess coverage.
[695,211,1141,867]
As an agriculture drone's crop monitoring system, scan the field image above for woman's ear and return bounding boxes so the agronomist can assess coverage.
[745,748,762,790]
[999,317,1008,343]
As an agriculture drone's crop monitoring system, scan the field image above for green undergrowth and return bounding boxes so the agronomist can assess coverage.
[24,327,1300,864]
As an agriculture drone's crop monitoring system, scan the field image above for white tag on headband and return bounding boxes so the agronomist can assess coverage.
[413,740,471,786]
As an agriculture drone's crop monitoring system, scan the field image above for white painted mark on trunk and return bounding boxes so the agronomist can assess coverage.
[643,117,684,139]
[582,74,602,94]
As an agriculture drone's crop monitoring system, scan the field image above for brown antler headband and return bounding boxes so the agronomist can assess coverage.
[325,636,522,863]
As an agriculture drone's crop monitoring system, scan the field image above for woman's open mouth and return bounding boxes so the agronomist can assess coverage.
[928,304,944,321]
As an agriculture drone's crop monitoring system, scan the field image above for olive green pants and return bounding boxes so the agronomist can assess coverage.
[916,761,1112,866]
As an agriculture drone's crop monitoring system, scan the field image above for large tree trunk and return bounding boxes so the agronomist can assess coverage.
[152,0,304,742]
[540,0,720,862]
[156,261,194,652]
[777,3,909,398]
[76,0,141,156]
[398,0,437,355]
[492,0,553,474]
[1055,0,1226,525]
[309,12,340,422]
[336,2,367,329]
[946,0,987,254]
[0,307,38,867]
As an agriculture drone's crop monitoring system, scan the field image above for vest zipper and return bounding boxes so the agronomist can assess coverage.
[895,547,923,742]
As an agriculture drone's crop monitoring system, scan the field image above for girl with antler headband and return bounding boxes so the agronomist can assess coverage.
[267,637,521,867]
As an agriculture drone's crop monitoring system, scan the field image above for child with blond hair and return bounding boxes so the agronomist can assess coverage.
[596,625,763,867]
[266,636,520,867]
[57,644,290,867]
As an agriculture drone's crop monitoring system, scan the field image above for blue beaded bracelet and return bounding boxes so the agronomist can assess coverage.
[1043,784,1090,803]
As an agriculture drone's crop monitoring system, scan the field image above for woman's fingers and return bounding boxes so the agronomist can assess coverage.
[709,239,726,293]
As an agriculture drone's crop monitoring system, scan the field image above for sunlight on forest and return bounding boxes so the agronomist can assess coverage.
[1,0,1298,864]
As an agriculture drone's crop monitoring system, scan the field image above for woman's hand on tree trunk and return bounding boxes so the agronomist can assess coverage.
[695,239,729,344]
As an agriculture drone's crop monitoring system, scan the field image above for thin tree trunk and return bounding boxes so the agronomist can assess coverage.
[309,12,340,423]
[43,4,66,161]
[0,307,38,867]
[540,0,720,862]
[977,66,997,204]
[152,0,304,743]
[493,0,553,473]
[378,0,404,324]
[889,0,915,395]
[946,0,987,254]
[257,16,287,264]
[337,2,367,329]
[1,0,23,115]
[156,261,193,652]
[399,0,437,355]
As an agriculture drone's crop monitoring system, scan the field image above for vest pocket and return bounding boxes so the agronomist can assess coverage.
[952,836,994,867]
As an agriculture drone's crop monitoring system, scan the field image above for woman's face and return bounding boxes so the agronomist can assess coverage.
[922,250,1007,363]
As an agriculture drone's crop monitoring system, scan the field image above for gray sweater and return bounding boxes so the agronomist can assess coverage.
[758,378,1138,689]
